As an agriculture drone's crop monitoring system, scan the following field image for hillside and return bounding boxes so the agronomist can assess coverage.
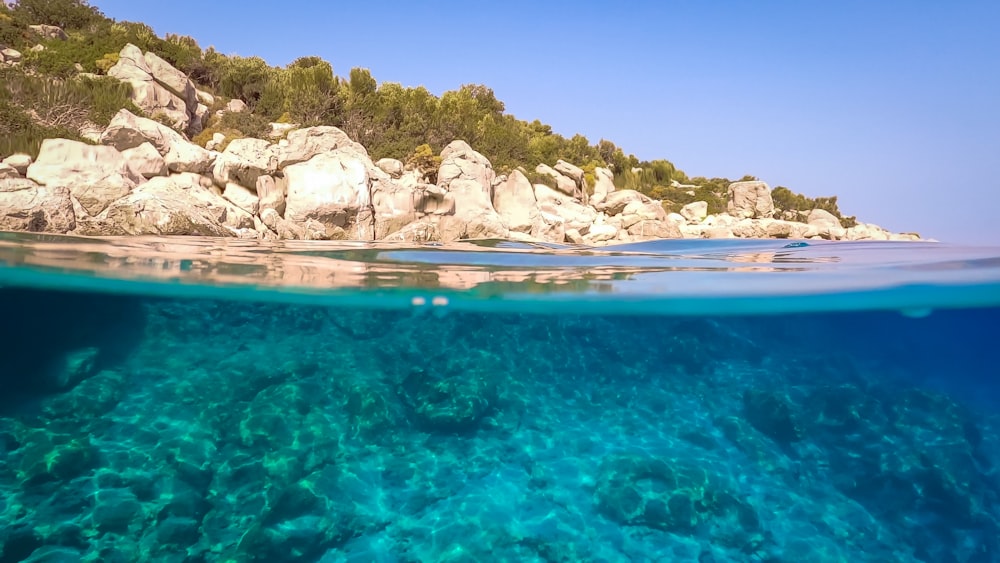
[0,0,869,230]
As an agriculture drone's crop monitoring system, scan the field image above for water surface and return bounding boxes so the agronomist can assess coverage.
[0,234,998,562]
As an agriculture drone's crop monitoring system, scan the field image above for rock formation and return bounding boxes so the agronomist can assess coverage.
[0,118,921,243]
[106,44,208,135]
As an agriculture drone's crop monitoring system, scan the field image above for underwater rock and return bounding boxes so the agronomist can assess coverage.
[399,367,499,433]
[742,389,801,445]
[91,488,143,533]
[14,429,97,485]
[234,465,381,561]
[594,453,762,549]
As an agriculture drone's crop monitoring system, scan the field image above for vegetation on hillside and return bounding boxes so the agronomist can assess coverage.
[0,0,855,226]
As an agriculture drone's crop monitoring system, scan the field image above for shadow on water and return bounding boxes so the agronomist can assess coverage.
[0,288,146,415]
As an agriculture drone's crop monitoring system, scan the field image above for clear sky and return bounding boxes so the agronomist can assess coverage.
[89,0,999,244]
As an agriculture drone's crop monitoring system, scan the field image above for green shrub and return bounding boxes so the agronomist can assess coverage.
[1,67,137,131]
[0,99,84,158]
[0,11,30,48]
[406,143,440,184]
[11,0,108,31]
[218,110,270,139]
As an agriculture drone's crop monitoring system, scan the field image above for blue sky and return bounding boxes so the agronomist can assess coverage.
[90,0,999,243]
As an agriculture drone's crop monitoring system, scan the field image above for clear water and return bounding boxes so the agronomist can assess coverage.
[1,233,999,562]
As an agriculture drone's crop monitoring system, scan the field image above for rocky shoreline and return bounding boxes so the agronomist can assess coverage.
[1,42,920,245]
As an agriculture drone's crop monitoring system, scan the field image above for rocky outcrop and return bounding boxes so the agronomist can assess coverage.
[0,178,75,233]
[376,158,403,178]
[680,201,708,224]
[493,170,543,235]
[727,181,774,219]
[26,139,144,216]
[283,150,372,239]
[591,167,615,205]
[121,142,168,179]
[0,162,19,180]
[1,118,920,243]
[277,126,368,169]
[28,24,67,41]
[535,163,578,199]
[84,174,253,237]
[100,109,215,174]
[213,138,276,188]
[107,44,203,134]
[438,140,495,195]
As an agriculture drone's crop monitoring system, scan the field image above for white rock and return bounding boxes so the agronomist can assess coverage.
[223,182,260,215]
[3,153,33,175]
[284,151,371,232]
[212,138,276,188]
[27,138,144,216]
[680,201,708,223]
[535,163,578,198]
[1,48,22,63]
[0,163,19,179]
[438,140,495,193]
[100,108,215,174]
[122,142,168,178]
[277,126,368,169]
[376,158,404,178]
[28,24,67,40]
[493,169,541,234]
[255,175,286,215]
[0,178,75,233]
[225,99,248,113]
[727,181,774,219]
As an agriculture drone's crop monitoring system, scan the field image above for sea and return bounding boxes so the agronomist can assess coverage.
[1,232,999,563]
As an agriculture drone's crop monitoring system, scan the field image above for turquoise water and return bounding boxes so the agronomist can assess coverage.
[1,234,999,562]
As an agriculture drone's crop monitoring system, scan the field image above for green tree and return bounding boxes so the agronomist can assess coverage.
[281,56,339,125]
[11,0,106,31]
[217,56,274,111]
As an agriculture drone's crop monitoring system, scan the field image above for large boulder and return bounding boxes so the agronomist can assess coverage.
[680,201,708,224]
[277,126,368,169]
[591,167,615,205]
[100,109,215,174]
[437,179,508,241]
[86,174,252,236]
[143,51,198,117]
[2,153,32,175]
[212,138,276,188]
[727,181,774,219]
[595,190,651,216]
[438,140,495,194]
[283,151,372,238]
[376,158,404,178]
[535,163,578,198]
[0,178,75,233]
[493,170,542,234]
[26,139,144,216]
[807,208,841,229]
[121,142,168,178]
[553,159,586,202]
[255,175,286,216]
[371,180,420,239]
[107,44,200,133]
[554,159,584,185]
[534,183,596,233]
